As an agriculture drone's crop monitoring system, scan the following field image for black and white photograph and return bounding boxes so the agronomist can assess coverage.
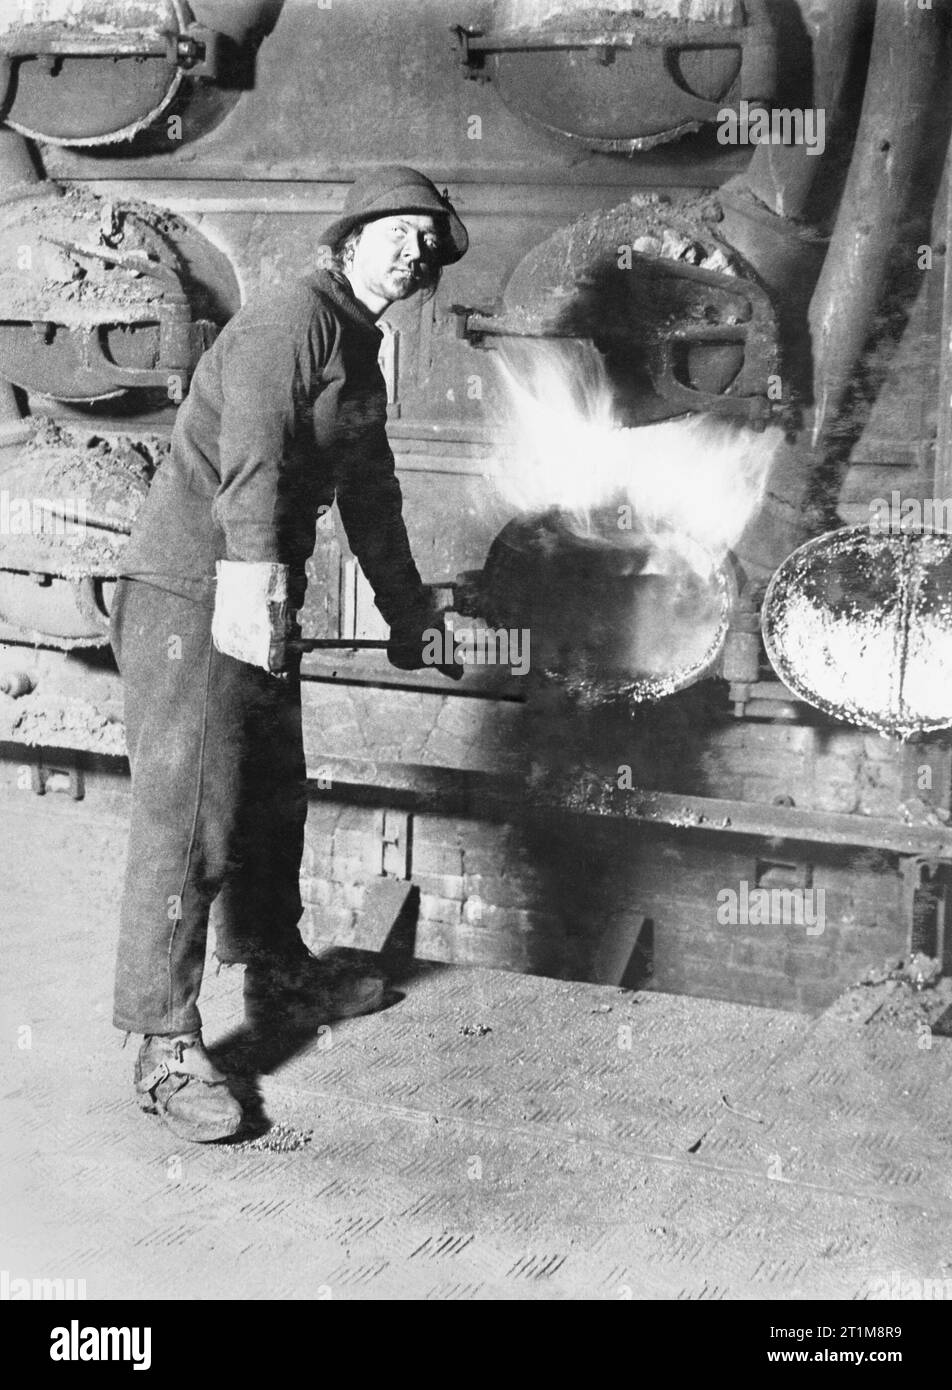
[0,0,951,1332]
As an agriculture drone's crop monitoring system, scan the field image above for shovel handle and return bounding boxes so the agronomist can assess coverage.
[288,637,390,652]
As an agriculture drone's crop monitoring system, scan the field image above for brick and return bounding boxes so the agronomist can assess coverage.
[459,843,515,875]
[858,789,903,817]
[323,907,358,943]
[417,731,475,764]
[456,821,512,849]
[653,959,793,1008]
[299,911,335,953]
[333,827,381,866]
[814,785,864,815]
[331,813,379,845]
[739,977,798,1009]
[412,815,467,844]
[780,947,837,981]
[414,873,466,900]
[414,920,458,963]
[463,873,543,909]
[864,734,900,763]
[696,771,746,799]
[705,935,776,973]
[300,875,333,907]
[301,844,333,876]
[490,852,557,881]
[299,904,356,948]
[796,980,841,1012]
[382,845,406,878]
[820,730,869,759]
[334,805,380,833]
[461,899,561,934]
[419,893,462,926]
[848,882,903,912]
[803,922,841,950]
[812,864,873,893]
[841,928,902,957]
[333,882,367,911]
[731,941,757,969]
[332,825,375,854]
[411,842,464,876]
[304,803,344,834]
[330,854,372,884]
[453,925,529,970]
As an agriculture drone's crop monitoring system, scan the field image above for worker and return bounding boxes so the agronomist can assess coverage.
[110,167,468,1142]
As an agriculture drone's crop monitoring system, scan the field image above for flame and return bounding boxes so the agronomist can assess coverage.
[492,340,779,574]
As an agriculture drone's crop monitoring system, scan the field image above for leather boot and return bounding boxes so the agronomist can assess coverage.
[243,951,386,1033]
[134,1032,243,1142]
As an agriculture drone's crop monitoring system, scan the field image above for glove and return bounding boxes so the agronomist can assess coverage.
[387,607,464,682]
[211,560,293,675]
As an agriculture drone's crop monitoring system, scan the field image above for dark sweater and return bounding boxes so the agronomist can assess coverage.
[120,268,426,626]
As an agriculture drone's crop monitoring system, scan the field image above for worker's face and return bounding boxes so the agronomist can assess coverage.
[349,214,441,307]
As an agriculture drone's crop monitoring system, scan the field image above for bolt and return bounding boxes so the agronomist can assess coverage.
[175,36,205,68]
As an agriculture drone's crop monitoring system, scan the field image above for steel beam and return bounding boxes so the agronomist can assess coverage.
[304,755,952,858]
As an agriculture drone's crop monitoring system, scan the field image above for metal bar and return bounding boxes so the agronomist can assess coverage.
[457,24,748,55]
[291,638,389,652]
[304,755,952,857]
[2,729,947,858]
[49,154,747,188]
[594,789,952,856]
[0,30,169,58]
[59,180,739,215]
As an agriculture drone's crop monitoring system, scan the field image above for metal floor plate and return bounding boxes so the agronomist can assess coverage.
[2,797,951,1300]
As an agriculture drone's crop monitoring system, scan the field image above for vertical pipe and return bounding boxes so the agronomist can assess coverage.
[731,0,866,222]
[0,128,40,199]
[0,132,38,450]
[0,380,30,449]
[933,135,952,503]
[808,0,946,447]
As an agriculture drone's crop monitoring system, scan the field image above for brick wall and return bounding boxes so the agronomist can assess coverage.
[297,792,908,1013]
[0,716,917,1016]
[694,723,907,817]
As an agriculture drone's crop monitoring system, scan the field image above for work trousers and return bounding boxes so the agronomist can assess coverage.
[110,577,308,1035]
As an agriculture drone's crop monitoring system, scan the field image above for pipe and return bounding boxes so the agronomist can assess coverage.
[0,129,40,202]
[187,0,281,45]
[290,638,389,652]
[0,134,37,455]
[933,134,952,502]
[716,1,868,413]
[723,0,867,224]
[809,0,947,447]
[0,380,31,450]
